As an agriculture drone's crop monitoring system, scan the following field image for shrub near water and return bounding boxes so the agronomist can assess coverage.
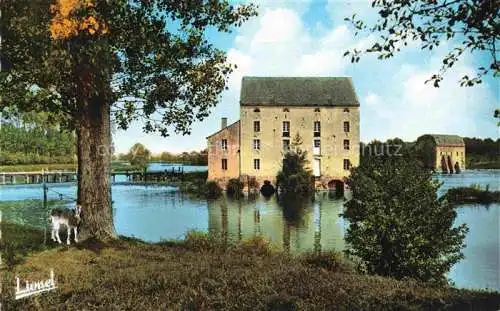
[447,184,500,204]
[205,181,223,199]
[343,156,468,284]
[226,178,244,197]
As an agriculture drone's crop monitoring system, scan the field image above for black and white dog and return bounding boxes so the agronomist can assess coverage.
[50,205,82,245]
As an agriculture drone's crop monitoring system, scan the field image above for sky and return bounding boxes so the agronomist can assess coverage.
[112,0,499,155]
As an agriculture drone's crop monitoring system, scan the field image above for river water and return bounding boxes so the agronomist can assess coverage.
[0,168,498,291]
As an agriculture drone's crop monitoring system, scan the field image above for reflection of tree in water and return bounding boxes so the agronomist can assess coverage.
[278,194,312,224]
[207,194,346,253]
[278,194,314,253]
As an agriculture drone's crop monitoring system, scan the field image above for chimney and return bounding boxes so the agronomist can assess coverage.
[221,117,228,129]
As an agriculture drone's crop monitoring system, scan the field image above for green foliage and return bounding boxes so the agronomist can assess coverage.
[447,185,500,204]
[360,137,413,163]
[151,149,208,165]
[226,178,243,197]
[126,143,151,167]
[464,137,500,169]
[0,0,258,136]
[276,133,314,196]
[344,0,498,87]
[260,180,276,197]
[343,156,468,284]
[0,114,76,165]
[205,181,223,199]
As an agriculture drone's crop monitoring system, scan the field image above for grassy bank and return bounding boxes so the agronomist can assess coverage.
[447,185,500,204]
[0,224,499,310]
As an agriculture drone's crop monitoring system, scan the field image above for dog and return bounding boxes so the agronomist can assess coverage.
[50,204,82,245]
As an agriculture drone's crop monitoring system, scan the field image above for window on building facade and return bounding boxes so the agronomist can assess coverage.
[314,121,321,137]
[314,139,321,148]
[343,159,351,170]
[253,139,260,150]
[253,159,260,170]
[344,139,350,150]
[222,159,228,170]
[283,139,290,151]
[254,121,260,132]
[253,108,260,112]
[314,108,320,112]
[343,121,350,133]
[282,121,290,137]
[221,139,228,150]
[283,108,289,112]
[344,108,350,112]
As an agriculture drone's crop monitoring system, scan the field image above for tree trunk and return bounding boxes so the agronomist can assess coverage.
[76,95,117,241]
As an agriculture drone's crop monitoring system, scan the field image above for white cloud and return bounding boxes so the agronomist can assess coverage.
[364,93,381,106]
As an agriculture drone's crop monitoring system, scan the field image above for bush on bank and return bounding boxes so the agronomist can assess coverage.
[447,185,500,204]
[226,178,244,198]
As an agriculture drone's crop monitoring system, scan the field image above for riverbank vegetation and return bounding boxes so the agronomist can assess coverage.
[115,143,208,166]
[1,223,498,310]
[447,184,500,204]
[226,178,244,198]
[344,156,468,284]
[0,112,76,165]
[360,137,500,169]
[464,138,500,169]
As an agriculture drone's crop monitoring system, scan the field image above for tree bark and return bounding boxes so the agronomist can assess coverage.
[76,95,117,241]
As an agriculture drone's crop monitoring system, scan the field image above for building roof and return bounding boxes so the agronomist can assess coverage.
[425,134,465,146]
[206,120,240,139]
[240,77,360,107]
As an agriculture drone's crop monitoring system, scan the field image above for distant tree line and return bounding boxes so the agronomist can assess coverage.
[360,137,499,169]
[150,150,208,165]
[463,137,499,169]
[0,112,76,165]
[116,143,207,167]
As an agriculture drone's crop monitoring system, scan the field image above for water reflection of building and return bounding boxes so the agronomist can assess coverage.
[207,195,345,253]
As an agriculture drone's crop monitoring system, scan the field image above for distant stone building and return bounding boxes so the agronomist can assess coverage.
[207,76,361,190]
[415,134,466,173]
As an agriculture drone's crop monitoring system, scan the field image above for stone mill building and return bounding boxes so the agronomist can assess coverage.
[415,134,466,173]
[207,76,361,190]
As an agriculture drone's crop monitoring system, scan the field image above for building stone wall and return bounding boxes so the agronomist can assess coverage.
[207,121,240,183]
[239,106,360,189]
[435,145,466,172]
